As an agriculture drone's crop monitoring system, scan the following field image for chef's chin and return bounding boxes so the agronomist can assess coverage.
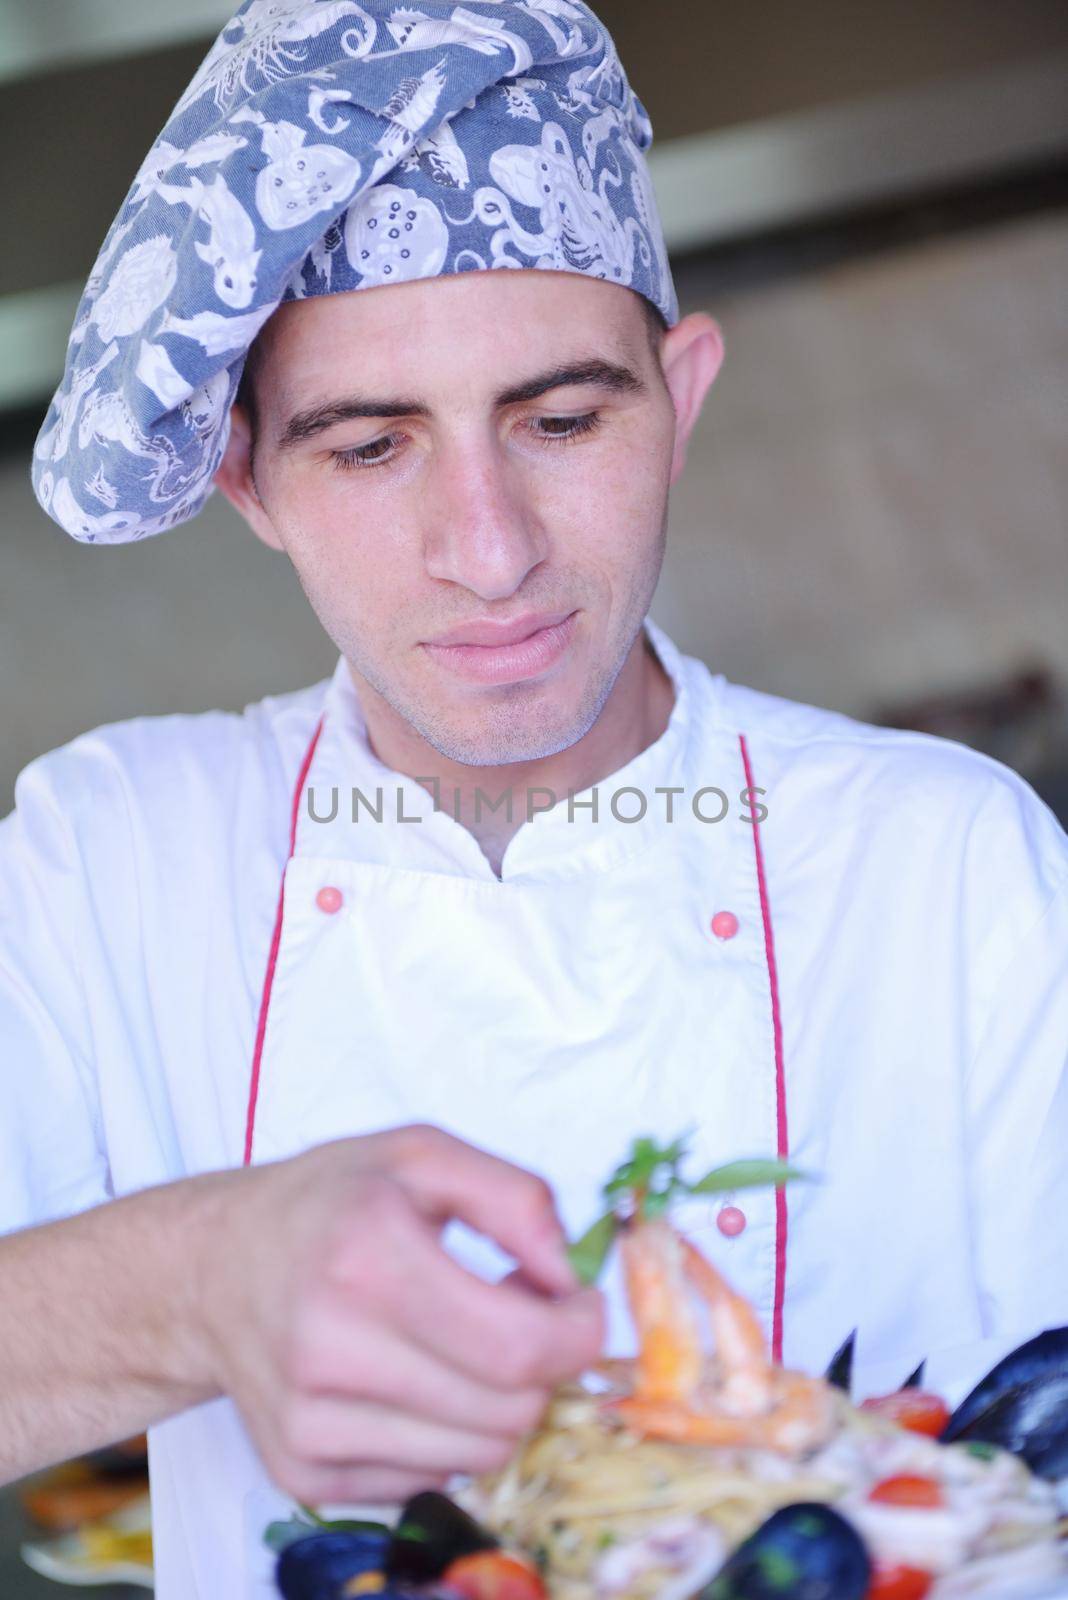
[393,603,652,767]
[400,666,614,769]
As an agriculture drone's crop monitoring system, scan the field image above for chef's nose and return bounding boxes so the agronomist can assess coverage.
[422,438,546,598]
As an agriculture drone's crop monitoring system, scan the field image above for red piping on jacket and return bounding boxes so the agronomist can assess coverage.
[738,732,789,1363]
[243,716,325,1167]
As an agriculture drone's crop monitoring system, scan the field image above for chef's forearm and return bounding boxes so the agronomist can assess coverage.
[0,1172,228,1484]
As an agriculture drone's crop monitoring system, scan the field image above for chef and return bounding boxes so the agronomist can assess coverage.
[3,1,1067,1596]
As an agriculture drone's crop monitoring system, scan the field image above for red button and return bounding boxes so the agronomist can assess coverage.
[717,1205,747,1237]
[710,910,739,940]
[315,886,344,914]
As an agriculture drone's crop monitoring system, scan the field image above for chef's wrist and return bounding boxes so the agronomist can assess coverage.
[161,1166,249,1400]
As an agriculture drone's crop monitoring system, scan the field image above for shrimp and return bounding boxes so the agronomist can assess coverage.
[615,1370,836,1452]
[610,1217,836,1456]
[618,1215,703,1405]
[679,1233,774,1417]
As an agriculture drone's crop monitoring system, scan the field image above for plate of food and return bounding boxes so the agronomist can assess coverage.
[263,1138,1068,1600]
[21,1489,153,1588]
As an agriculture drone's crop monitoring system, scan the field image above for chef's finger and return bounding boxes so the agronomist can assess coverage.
[300,1308,551,1437]
[276,1461,448,1508]
[382,1224,605,1389]
[275,1394,526,1476]
[383,1124,578,1296]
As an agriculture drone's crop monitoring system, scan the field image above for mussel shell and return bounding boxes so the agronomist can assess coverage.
[385,1490,497,1583]
[276,1530,390,1600]
[698,1502,871,1600]
[941,1326,1068,1480]
[824,1331,855,1394]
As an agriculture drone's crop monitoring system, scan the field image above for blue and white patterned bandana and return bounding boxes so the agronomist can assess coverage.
[32,0,678,543]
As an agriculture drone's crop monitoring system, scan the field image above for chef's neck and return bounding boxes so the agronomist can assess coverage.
[347,629,676,879]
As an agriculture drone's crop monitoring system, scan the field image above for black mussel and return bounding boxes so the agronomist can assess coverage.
[698,1503,871,1600]
[940,1326,1068,1480]
[824,1330,855,1393]
[386,1490,497,1584]
[824,1333,926,1397]
[276,1529,391,1600]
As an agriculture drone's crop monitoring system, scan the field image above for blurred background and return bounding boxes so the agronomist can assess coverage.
[1,1,1067,1591]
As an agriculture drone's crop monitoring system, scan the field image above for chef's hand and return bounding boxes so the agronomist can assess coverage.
[195,1125,604,1504]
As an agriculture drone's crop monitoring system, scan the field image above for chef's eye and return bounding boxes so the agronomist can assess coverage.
[330,414,601,472]
[527,412,602,445]
[331,434,402,472]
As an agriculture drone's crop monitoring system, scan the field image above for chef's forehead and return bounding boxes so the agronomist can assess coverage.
[243,267,659,392]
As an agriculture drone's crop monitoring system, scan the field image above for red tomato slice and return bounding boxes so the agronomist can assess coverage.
[859,1389,950,1438]
[866,1562,935,1600]
[443,1551,547,1600]
[868,1473,945,1508]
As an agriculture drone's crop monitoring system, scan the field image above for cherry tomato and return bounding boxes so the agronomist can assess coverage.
[865,1562,935,1600]
[868,1474,944,1509]
[859,1389,950,1438]
[443,1551,546,1600]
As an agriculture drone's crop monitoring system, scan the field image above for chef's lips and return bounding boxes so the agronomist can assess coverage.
[422,610,580,686]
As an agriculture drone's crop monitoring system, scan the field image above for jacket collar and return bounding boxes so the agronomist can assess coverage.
[296,614,726,882]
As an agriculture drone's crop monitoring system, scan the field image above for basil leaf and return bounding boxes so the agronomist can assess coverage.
[567,1210,618,1285]
[689,1159,810,1194]
[603,1134,696,1210]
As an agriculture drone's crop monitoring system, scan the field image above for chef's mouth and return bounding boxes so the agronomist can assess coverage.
[420,611,580,686]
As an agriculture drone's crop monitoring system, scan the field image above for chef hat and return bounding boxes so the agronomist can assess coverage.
[31,0,678,544]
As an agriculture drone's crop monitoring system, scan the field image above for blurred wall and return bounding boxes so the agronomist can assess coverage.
[603,0,1068,140]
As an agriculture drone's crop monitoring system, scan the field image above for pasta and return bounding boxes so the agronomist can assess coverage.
[459,1375,1068,1599]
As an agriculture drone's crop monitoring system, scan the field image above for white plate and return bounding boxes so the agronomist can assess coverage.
[21,1491,153,1589]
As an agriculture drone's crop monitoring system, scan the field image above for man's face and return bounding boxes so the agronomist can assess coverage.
[230,270,693,767]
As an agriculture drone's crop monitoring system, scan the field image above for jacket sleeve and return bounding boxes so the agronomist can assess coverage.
[961,772,1068,1343]
[0,757,112,1234]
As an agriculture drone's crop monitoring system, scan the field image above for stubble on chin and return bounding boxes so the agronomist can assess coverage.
[385,668,615,769]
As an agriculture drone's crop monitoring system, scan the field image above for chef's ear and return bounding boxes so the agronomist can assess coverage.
[658,313,725,485]
[214,403,285,553]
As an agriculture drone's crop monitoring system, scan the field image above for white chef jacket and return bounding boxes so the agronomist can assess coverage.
[2,613,1067,1599]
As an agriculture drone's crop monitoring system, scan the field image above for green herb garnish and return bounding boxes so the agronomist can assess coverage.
[567,1210,619,1287]
[566,1135,810,1286]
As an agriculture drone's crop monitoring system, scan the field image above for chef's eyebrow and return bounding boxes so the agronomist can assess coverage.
[275,358,645,449]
